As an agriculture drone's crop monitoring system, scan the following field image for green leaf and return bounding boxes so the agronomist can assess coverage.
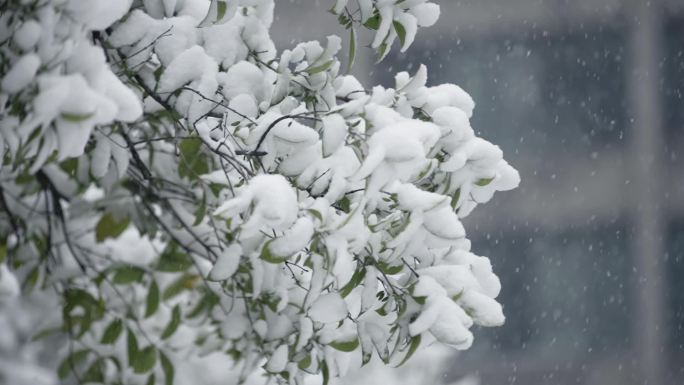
[364,14,381,30]
[193,192,207,226]
[260,242,288,264]
[156,246,193,272]
[393,21,406,47]
[60,112,93,122]
[101,319,123,344]
[375,301,389,316]
[396,335,421,367]
[112,266,145,284]
[161,305,181,340]
[187,290,219,319]
[160,351,175,385]
[377,261,403,275]
[163,274,199,300]
[64,289,101,313]
[321,360,330,385]
[58,350,89,379]
[217,0,227,19]
[305,60,334,75]
[178,138,209,180]
[337,196,351,213]
[59,158,78,176]
[297,355,312,371]
[63,288,105,338]
[346,27,356,74]
[158,109,182,121]
[23,265,40,292]
[199,0,222,27]
[337,13,348,24]
[450,188,461,210]
[209,183,223,197]
[226,347,242,362]
[361,348,372,366]
[376,42,389,63]
[330,337,359,352]
[82,358,105,383]
[415,159,435,181]
[336,203,360,230]
[146,374,156,385]
[107,356,123,373]
[475,177,495,186]
[145,280,160,318]
[95,213,130,242]
[340,267,365,297]
[127,328,139,367]
[15,171,34,185]
[153,66,164,81]
[133,346,157,374]
[307,209,323,222]
[31,325,62,341]
[0,243,6,264]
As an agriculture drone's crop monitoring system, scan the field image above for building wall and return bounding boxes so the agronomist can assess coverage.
[272,1,684,384]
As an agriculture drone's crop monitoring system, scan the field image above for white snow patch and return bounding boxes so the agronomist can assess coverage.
[309,292,348,323]
[2,54,40,94]
[208,244,242,281]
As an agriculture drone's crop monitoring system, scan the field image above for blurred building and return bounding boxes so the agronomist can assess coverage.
[273,1,684,384]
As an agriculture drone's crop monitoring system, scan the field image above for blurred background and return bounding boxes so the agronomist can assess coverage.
[273,1,684,384]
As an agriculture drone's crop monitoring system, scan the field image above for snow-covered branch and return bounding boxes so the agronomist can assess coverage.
[0,1,519,384]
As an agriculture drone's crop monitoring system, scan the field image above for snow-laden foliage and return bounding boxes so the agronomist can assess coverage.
[0,0,519,384]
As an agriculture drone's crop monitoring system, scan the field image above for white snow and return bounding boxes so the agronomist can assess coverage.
[208,244,242,281]
[0,264,20,298]
[458,290,505,327]
[100,227,163,266]
[65,0,133,31]
[198,0,237,27]
[268,217,315,257]
[1,54,40,94]
[422,206,466,242]
[213,174,299,238]
[90,134,112,178]
[410,3,441,27]
[427,298,474,349]
[408,276,474,350]
[102,70,143,122]
[158,46,218,93]
[321,114,348,157]
[226,94,258,125]
[371,4,394,49]
[417,265,480,297]
[265,344,289,373]
[220,312,249,339]
[218,60,270,103]
[395,13,418,52]
[333,0,349,14]
[422,84,475,117]
[108,9,152,47]
[13,20,42,51]
[309,292,348,323]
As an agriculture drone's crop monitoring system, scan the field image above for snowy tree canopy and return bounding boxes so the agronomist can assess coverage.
[0,0,519,384]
